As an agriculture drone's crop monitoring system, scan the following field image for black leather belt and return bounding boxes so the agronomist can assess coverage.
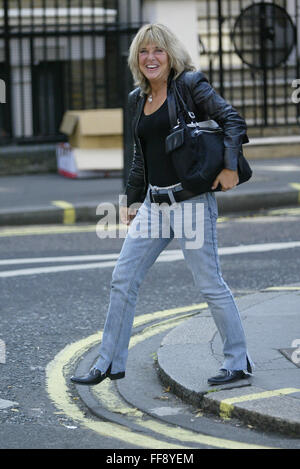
[149,187,196,205]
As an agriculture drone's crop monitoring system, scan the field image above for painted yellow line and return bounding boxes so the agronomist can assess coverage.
[0,224,127,237]
[220,388,300,419]
[46,321,195,449]
[0,225,96,237]
[267,207,300,216]
[0,217,228,239]
[46,339,185,449]
[52,201,76,224]
[46,307,275,449]
[267,207,300,217]
[289,183,300,204]
[92,379,144,418]
[134,302,208,328]
[262,286,300,291]
[45,309,204,450]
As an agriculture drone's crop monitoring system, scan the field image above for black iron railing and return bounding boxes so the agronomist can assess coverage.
[0,0,143,144]
[1,0,299,145]
[198,0,300,129]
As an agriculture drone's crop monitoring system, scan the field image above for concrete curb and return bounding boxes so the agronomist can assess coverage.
[215,188,299,214]
[156,289,300,438]
[157,363,300,437]
[0,144,57,176]
[0,188,299,226]
[0,202,107,226]
[201,386,300,437]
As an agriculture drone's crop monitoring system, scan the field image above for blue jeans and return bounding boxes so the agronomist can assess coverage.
[95,186,254,375]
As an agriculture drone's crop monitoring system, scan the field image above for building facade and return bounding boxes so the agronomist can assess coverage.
[0,0,143,143]
[0,0,299,145]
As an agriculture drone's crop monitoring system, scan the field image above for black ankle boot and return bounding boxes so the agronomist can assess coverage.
[71,363,125,385]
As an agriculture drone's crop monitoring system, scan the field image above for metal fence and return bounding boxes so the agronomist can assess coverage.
[1,0,299,145]
[197,0,300,129]
[0,0,143,144]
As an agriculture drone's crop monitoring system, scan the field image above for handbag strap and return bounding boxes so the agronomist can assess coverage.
[173,80,197,124]
[167,88,179,130]
[167,84,190,131]
[168,81,222,134]
[167,79,197,131]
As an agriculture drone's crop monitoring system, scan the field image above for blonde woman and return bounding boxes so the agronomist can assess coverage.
[71,23,254,386]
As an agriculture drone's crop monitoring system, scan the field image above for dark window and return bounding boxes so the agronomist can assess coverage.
[32,61,65,136]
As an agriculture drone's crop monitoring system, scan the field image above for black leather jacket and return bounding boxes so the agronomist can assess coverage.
[123,70,249,207]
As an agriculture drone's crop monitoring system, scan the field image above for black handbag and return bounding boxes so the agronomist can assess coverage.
[165,81,252,194]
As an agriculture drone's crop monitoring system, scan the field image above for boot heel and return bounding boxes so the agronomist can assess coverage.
[109,371,125,380]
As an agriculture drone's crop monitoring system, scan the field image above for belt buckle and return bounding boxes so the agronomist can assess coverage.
[150,186,177,205]
[167,188,178,205]
[152,193,159,203]
[150,188,159,204]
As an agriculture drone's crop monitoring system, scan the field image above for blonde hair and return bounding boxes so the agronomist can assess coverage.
[128,23,195,95]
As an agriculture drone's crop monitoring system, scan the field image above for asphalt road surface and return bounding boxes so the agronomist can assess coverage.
[0,205,300,450]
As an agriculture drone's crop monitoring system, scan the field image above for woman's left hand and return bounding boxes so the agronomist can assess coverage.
[211,169,239,192]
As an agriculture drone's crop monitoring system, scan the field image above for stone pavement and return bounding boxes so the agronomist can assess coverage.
[157,287,300,436]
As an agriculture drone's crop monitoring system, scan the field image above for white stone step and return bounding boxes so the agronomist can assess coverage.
[244,134,300,159]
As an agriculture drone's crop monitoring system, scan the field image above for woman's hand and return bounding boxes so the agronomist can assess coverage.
[120,206,138,226]
[211,169,239,192]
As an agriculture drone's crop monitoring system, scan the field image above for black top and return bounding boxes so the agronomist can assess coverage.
[137,99,180,187]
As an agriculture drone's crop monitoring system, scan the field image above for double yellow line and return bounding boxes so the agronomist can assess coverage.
[46,304,276,449]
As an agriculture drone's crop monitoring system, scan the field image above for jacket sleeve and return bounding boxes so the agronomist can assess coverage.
[189,71,249,171]
[120,89,146,207]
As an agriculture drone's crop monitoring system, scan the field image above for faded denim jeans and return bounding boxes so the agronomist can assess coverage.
[94,185,254,375]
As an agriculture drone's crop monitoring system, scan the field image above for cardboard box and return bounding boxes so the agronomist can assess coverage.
[56,142,123,178]
[59,109,123,149]
[57,108,123,177]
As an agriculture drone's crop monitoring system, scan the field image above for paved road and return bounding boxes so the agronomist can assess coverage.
[0,207,299,448]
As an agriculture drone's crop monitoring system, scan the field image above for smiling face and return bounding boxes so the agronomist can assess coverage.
[138,43,170,87]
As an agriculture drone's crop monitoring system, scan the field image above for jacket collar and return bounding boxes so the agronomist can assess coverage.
[134,94,146,141]
[134,68,178,139]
